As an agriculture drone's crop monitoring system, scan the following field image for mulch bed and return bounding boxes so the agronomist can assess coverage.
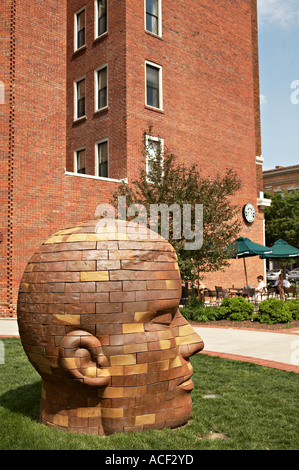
[189,319,299,331]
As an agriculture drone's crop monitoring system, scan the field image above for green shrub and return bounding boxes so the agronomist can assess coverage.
[286,299,299,320]
[256,298,292,324]
[180,298,221,323]
[218,296,254,321]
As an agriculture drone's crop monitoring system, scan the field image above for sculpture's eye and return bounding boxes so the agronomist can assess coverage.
[151,312,173,326]
[144,308,176,331]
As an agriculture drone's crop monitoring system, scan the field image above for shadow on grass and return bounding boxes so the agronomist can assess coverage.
[0,380,41,422]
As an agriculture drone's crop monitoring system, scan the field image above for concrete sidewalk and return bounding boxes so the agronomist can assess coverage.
[194,326,299,373]
[1,319,299,373]
[0,319,20,338]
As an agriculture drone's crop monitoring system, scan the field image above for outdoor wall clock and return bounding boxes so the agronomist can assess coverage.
[243,203,255,223]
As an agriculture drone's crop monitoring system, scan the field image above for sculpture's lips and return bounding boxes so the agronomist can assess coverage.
[178,371,194,391]
[178,378,194,391]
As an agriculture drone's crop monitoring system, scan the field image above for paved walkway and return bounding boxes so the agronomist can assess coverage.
[194,325,299,373]
[1,319,299,373]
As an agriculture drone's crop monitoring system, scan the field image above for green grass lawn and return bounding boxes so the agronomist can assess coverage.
[1,338,299,450]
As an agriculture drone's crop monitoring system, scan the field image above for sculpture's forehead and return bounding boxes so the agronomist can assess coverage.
[36,220,179,275]
[20,221,182,321]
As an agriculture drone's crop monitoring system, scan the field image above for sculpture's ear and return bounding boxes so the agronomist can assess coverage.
[59,330,110,388]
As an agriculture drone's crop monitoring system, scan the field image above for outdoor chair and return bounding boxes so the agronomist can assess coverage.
[208,290,218,304]
[203,290,212,305]
[242,287,255,298]
[267,287,277,299]
[255,288,268,303]
[215,286,228,299]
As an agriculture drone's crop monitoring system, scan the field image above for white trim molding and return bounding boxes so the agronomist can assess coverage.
[65,169,127,184]
[257,191,272,210]
[256,155,264,165]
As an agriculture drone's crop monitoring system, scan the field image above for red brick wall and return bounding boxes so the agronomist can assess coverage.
[0,1,117,317]
[0,0,13,316]
[0,0,265,316]
[125,0,265,289]
[66,0,127,180]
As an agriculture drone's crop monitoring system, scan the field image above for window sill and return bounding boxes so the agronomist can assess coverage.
[73,116,87,126]
[144,105,164,114]
[73,45,87,57]
[145,30,163,41]
[93,31,108,45]
[93,106,109,118]
[64,170,127,184]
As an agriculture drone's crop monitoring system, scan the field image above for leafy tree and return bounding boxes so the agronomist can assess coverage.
[111,130,241,284]
[264,190,299,248]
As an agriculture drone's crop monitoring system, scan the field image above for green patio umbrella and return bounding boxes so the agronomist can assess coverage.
[230,237,273,290]
[260,239,299,259]
[260,239,299,297]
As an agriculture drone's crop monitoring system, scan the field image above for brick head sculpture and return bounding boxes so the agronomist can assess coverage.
[17,219,204,436]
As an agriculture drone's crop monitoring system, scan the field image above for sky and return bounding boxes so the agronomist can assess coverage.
[257,0,299,170]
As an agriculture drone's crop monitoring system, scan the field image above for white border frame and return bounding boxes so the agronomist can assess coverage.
[94,64,108,112]
[95,138,109,178]
[74,6,86,51]
[94,0,108,39]
[144,0,162,37]
[65,170,126,184]
[145,60,163,111]
[74,75,86,121]
[74,146,86,174]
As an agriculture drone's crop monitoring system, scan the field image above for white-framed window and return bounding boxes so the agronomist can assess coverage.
[95,0,107,38]
[145,61,163,110]
[145,135,164,182]
[74,147,86,174]
[95,65,108,111]
[145,0,162,37]
[0,81,4,104]
[74,77,86,120]
[95,139,109,178]
[75,7,86,51]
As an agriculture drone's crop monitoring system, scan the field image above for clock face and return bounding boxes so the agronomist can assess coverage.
[243,203,255,223]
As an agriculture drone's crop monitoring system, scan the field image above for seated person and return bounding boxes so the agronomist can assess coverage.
[274,275,291,296]
[255,275,266,296]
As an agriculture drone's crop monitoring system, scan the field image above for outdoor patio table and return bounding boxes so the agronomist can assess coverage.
[228,288,243,297]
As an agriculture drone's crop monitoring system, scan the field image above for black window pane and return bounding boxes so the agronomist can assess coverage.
[147,87,159,108]
[146,0,159,34]
[77,97,85,118]
[147,65,159,88]
[98,89,107,109]
[77,28,85,48]
[98,0,107,16]
[146,0,158,16]
[99,161,108,178]
[77,10,85,29]
[146,65,159,108]
[77,80,85,117]
[77,150,86,174]
[98,0,107,35]
[98,68,108,109]
[98,15,107,35]
[77,10,85,48]
[146,14,158,35]
[98,142,108,177]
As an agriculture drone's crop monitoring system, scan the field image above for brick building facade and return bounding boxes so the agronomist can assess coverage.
[1,0,267,317]
[263,165,299,194]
